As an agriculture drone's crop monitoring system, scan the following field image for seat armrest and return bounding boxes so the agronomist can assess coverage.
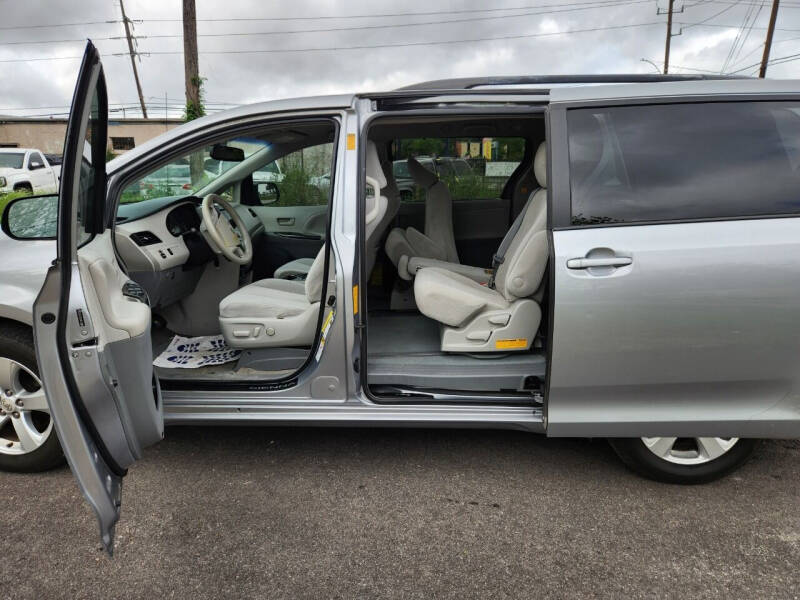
[400,255,493,284]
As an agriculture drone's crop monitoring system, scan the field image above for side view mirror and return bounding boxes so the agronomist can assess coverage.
[29,161,44,171]
[1,194,58,240]
[257,182,280,205]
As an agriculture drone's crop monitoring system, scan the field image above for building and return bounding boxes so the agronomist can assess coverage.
[0,116,184,157]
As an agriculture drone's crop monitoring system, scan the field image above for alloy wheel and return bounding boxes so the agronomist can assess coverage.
[641,437,739,466]
[0,357,52,456]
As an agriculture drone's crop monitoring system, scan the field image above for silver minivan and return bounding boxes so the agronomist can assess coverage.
[3,42,800,554]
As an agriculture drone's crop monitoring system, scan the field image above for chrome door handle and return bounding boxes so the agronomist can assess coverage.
[566,257,632,269]
[277,217,295,226]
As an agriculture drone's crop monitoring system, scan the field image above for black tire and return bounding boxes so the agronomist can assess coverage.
[13,183,32,194]
[0,323,64,473]
[608,437,758,485]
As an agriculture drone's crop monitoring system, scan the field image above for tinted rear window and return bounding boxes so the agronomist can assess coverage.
[567,102,800,225]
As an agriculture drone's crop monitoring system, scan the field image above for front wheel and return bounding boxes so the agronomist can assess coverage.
[608,437,758,484]
[0,323,64,473]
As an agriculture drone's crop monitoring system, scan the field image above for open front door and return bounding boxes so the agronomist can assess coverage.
[32,42,163,555]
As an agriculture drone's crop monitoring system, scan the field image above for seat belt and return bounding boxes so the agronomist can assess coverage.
[488,192,533,288]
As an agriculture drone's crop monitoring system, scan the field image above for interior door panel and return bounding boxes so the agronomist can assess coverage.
[251,205,327,278]
[252,205,328,237]
[31,41,162,555]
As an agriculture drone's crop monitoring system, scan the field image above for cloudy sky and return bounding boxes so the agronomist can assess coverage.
[1,0,799,119]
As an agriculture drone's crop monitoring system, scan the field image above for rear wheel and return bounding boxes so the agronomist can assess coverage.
[0,324,63,473]
[608,437,758,484]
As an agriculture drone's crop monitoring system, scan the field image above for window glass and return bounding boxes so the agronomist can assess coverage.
[110,136,135,151]
[120,137,269,205]
[0,152,24,169]
[76,87,102,246]
[392,137,525,202]
[568,102,800,225]
[29,152,45,167]
[260,143,332,207]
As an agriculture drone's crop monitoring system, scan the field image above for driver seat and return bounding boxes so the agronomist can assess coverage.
[219,150,389,349]
[219,247,326,348]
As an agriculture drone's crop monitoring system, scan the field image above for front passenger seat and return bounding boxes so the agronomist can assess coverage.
[274,141,391,280]
[412,142,548,353]
[384,157,459,267]
[219,151,389,349]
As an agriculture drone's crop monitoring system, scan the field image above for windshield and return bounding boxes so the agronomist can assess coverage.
[120,137,269,205]
[0,153,25,169]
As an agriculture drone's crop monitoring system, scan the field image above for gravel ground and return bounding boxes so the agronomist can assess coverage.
[2,427,799,599]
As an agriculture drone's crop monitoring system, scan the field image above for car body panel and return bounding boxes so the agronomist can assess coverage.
[2,74,800,461]
[548,218,800,438]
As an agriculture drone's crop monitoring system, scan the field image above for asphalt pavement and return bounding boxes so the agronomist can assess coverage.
[2,427,800,599]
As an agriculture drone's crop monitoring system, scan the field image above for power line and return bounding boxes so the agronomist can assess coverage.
[0,21,667,63]
[0,0,653,47]
[681,1,740,29]
[144,21,667,56]
[0,20,124,31]
[728,47,800,70]
[136,0,800,22]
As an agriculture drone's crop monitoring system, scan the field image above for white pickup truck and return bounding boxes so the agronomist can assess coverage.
[0,148,60,195]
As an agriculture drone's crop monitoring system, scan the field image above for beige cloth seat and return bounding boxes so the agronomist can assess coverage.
[384,157,459,267]
[274,256,315,280]
[220,142,389,348]
[275,141,396,280]
[413,142,548,353]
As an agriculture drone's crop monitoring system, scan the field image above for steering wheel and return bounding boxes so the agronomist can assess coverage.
[201,193,253,265]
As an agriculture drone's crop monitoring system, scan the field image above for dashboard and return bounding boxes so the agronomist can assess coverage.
[114,198,264,308]
[166,203,202,237]
[116,198,264,271]
[116,201,196,272]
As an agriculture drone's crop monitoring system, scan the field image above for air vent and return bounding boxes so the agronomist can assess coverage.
[130,231,162,246]
[248,208,257,218]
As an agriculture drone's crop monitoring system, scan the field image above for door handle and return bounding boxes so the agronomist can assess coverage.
[566,257,632,269]
[277,217,295,226]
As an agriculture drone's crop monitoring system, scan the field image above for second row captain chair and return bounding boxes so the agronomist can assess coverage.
[384,157,459,269]
[410,142,549,353]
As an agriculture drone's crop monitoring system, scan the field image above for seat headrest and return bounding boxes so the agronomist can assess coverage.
[407,157,438,189]
[534,141,547,189]
[366,141,387,189]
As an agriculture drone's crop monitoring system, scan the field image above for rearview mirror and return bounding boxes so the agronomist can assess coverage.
[1,194,58,240]
[257,182,280,205]
[29,160,44,170]
[210,144,245,162]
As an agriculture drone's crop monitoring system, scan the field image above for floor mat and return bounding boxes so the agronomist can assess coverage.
[153,335,241,369]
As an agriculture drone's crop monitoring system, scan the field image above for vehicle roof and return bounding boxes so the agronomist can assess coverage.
[0,148,34,153]
[548,78,800,103]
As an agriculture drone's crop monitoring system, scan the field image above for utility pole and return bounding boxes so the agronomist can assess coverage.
[759,0,781,78]
[663,0,675,74]
[183,0,204,185]
[183,0,201,119]
[119,0,147,118]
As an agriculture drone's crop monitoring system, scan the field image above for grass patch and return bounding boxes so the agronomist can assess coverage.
[0,189,32,217]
